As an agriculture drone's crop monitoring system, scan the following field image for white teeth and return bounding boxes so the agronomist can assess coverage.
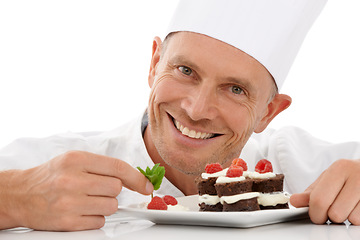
[200,132,207,139]
[174,119,215,139]
[182,127,190,135]
[195,131,201,138]
[175,120,180,130]
[189,130,196,138]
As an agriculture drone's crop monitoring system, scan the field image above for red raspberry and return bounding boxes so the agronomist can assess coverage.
[231,158,248,171]
[205,163,223,174]
[147,196,168,210]
[255,159,273,173]
[163,195,178,206]
[226,165,243,178]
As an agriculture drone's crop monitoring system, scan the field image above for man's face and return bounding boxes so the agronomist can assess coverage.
[146,32,278,175]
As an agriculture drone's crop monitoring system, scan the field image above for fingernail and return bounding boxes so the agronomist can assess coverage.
[146,181,154,194]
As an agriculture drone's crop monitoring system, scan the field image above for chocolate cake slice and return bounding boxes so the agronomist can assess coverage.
[195,176,222,211]
[215,177,260,212]
[249,173,289,209]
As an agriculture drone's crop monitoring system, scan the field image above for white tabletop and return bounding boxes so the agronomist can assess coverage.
[1,218,359,240]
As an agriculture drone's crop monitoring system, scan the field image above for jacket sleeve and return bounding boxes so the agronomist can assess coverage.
[267,126,360,194]
[0,132,94,170]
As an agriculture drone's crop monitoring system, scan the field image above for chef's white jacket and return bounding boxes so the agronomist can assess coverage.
[1,110,359,206]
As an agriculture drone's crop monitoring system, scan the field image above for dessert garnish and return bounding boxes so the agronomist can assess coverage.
[137,163,165,198]
[137,164,186,211]
[205,163,223,174]
[231,158,248,171]
[147,195,180,210]
[255,159,273,173]
[147,196,168,210]
[163,195,178,205]
[225,165,243,178]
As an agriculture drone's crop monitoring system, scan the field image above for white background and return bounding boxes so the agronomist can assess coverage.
[0,0,359,149]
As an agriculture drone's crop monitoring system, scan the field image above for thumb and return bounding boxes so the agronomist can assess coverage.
[122,171,154,195]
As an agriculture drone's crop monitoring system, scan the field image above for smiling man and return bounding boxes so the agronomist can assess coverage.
[1,0,360,232]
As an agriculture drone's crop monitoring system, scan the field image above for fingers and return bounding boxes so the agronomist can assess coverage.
[295,159,360,226]
[50,215,106,231]
[60,151,154,195]
[107,159,154,195]
[82,173,123,197]
[308,172,345,224]
[290,192,310,208]
[76,216,106,231]
[327,172,360,224]
[290,172,322,208]
[348,201,360,225]
[79,196,119,216]
[48,193,119,217]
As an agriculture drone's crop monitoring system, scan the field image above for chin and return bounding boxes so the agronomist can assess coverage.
[161,150,236,176]
[159,152,207,175]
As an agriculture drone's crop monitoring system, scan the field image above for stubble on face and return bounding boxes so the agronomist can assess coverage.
[147,106,257,176]
[146,32,275,176]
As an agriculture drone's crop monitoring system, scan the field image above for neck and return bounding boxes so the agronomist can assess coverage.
[143,127,198,196]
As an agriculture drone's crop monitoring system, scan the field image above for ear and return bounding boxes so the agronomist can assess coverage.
[254,94,292,133]
[148,36,163,88]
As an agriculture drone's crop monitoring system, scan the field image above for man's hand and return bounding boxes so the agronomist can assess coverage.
[0,151,154,231]
[290,159,360,225]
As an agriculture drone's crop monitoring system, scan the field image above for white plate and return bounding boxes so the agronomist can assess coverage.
[117,195,309,228]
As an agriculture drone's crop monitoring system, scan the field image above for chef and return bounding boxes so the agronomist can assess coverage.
[1,0,359,231]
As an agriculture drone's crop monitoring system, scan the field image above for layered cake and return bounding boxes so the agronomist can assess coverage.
[248,171,289,210]
[195,163,226,211]
[196,158,290,211]
[215,165,260,212]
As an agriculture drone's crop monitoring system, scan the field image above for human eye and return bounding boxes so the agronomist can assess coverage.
[230,85,244,95]
[178,66,192,76]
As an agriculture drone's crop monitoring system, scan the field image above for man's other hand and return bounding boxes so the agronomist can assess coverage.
[290,159,360,225]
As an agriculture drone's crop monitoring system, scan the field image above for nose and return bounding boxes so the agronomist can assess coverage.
[181,83,219,121]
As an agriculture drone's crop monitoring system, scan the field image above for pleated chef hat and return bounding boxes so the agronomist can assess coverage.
[165,0,327,90]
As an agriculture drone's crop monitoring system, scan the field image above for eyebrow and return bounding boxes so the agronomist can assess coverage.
[168,55,201,72]
[224,76,256,93]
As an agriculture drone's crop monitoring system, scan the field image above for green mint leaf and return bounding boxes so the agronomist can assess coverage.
[137,167,146,176]
[137,163,165,191]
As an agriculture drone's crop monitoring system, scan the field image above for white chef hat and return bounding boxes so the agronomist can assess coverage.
[165,0,327,90]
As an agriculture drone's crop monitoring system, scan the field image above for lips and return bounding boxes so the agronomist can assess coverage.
[173,118,218,140]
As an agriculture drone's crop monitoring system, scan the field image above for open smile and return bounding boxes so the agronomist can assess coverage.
[171,117,221,140]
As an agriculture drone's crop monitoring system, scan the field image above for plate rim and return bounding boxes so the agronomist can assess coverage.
[117,195,309,228]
